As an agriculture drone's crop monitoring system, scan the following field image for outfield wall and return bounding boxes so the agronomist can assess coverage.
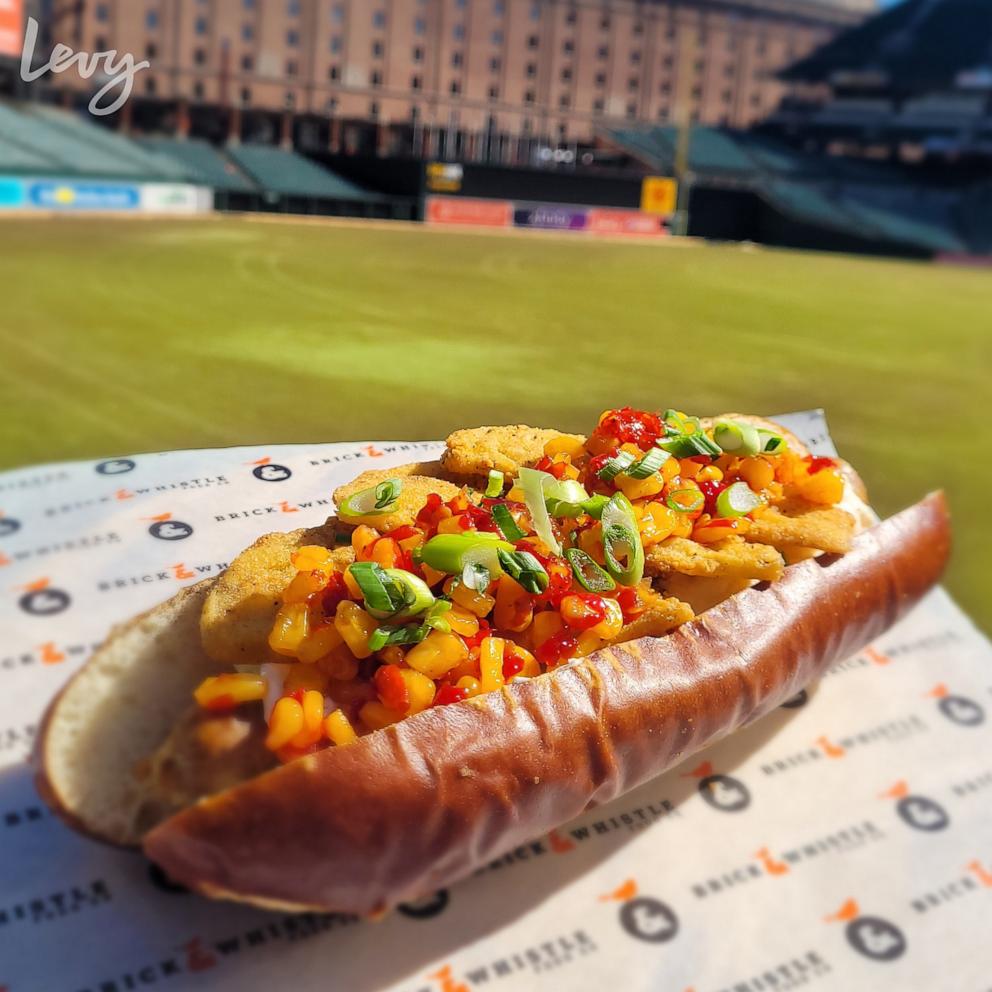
[0,177,213,214]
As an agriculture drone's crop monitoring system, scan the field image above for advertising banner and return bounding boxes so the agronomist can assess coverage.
[425,195,512,228]
[1,411,991,991]
[587,208,668,237]
[0,177,212,214]
[425,163,463,193]
[640,176,678,216]
[513,203,588,231]
[0,0,23,58]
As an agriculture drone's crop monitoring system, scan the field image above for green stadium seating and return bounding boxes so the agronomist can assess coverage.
[226,143,378,201]
[0,134,54,173]
[139,137,257,193]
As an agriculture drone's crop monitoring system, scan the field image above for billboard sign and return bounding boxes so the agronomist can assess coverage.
[587,208,667,237]
[425,196,512,228]
[513,204,588,231]
[28,180,141,211]
[640,176,678,216]
[0,177,212,214]
[426,163,463,193]
[0,0,23,58]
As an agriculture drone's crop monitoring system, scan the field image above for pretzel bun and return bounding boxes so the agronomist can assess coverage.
[125,491,948,914]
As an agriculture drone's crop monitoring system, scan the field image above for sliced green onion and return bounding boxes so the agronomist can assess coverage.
[374,479,402,509]
[759,430,786,453]
[491,503,527,541]
[627,447,670,479]
[579,494,610,519]
[713,421,761,457]
[565,548,616,593]
[485,470,504,498]
[462,562,491,591]
[596,450,635,483]
[496,548,549,595]
[549,494,609,519]
[518,467,561,555]
[662,409,690,435]
[368,623,428,652]
[347,561,405,616]
[715,481,763,519]
[545,479,589,505]
[666,489,704,514]
[422,598,452,634]
[657,432,722,458]
[600,493,644,586]
[420,532,512,574]
[339,478,403,517]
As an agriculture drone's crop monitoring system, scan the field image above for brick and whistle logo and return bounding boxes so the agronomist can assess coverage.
[600,878,680,944]
[16,577,71,616]
[825,899,906,962]
[879,780,950,832]
[143,512,194,541]
[927,684,985,727]
[249,457,293,483]
[684,761,752,813]
[95,458,136,476]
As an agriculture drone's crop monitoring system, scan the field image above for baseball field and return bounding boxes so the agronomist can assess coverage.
[0,215,988,631]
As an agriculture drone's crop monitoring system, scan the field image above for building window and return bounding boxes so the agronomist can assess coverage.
[329,64,340,80]
[626,101,636,118]
[593,97,604,113]
[489,56,501,71]
[194,17,207,35]
[750,93,761,107]
[597,46,608,60]
[328,97,338,112]
[330,35,342,52]
[530,2,541,20]
[493,0,505,14]
[241,54,253,71]
[94,36,107,50]
[370,101,379,116]
[411,74,422,90]
[413,46,424,62]
[241,86,251,102]
[287,0,300,15]
[241,24,253,41]
[286,59,297,76]
[372,40,384,57]
[193,81,205,98]
[659,81,671,95]
[692,85,703,98]
[145,76,156,94]
[630,50,641,64]
[662,55,673,69]
[724,64,735,79]
[489,85,499,100]
[452,50,463,67]
[373,10,386,29]
[559,94,569,109]
[332,4,344,23]
[633,21,643,36]
[595,71,606,86]
[453,23,465,41]
[524,89,535,104]
[286,29,299,46]
[657,106,668,120]
[722,88,732,103]
[371,69,382,86]
[562,38,574,54]
[414,17,425,35]
[694,58,705,73]
[146,41,157,58]
[628,76,638,91]
[450,80,461,95]
[565,8,577,26]
[527,34,539,49]
[193,48,206,65]
[561,66,571,81]
[600,15,610,30]
[95,3,109,21]
[525,62,537,78]
[242,0,255,8]
[491,30,503,45]
[146,10,159,30]
[666,26,676,40]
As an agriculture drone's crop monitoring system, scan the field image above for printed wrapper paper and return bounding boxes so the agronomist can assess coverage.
[0,411,990,992]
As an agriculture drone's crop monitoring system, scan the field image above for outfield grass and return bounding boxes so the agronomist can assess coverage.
[0,216,988,632]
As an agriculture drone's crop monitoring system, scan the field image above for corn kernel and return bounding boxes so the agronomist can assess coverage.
[436,515,465,535]
[400,669,437,713]
[543,435,586,460]
[639,502,678,547]
[798,469,844,505]
[616,472,665,501]
[266,696,304,750]
[324,709,358,747]
[334,600,377,659]
[577,523,606,565]
[371,537,401,569]
[282,569,327,605]
[451,581,495,617]
[405,631,468,679]
[194,673,266,711]
[739,457,775,492]
[697,465,724,483]
[295,622,345,664]
[291,545,333,572]
[479,636,506,693]
[422,563,447,587]
[588,597,624,638]
[456,675,482,696]
[343,568,363,598]
[360,700,401,731]
[446,607,480,637]
[351,525,380,560]
[290,689,325,748]
[494,575,534,633]
[531,610,564,648]
[268,602,309,657]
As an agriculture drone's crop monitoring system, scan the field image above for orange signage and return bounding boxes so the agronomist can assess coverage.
[0,0,23,58]
[587,208,667,237]
[425,196,512,229]
[640,176,678,216]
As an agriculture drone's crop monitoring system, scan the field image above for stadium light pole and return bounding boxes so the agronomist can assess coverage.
[670,14,695,238]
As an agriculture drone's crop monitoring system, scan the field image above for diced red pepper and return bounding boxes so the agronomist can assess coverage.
[592,407,664,449]
[433,684,468,707]
[560,593,608,630]
[388,525,421,542]
[535,630,579,668]
[416,493,444,527]
[502,652,524,679]
[698,479,728,516]
[615,586,645,623]
[462,618,491,649]
[319,570,349,615]
[374,664,410,714]
[804,455,837,475]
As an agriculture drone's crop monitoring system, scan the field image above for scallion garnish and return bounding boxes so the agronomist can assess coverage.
[657,432,722,458]
[713,421,761,457]
[347,562,434,619]
[549,493,609,519]
[666,489,705,514]
[485,470,505,498]
[758,431,786,453]
[564,548,616,593]
[496,549,549,595]
[518,467,561,555]
[339,478,403,517]
[368,623,428,652]
[596,450,635,483]
[422,598,453,634]
[462,561,491,591]
[491,503,527,541]
[419,532,512,574]
[600,492,645,586]
[715,481,763,518]
[626,447,670,479]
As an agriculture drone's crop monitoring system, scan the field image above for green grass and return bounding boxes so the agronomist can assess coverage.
[0,216,989,633]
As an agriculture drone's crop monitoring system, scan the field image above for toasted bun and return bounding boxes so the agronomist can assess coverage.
[138,492,949,914]
[34,579,222,846]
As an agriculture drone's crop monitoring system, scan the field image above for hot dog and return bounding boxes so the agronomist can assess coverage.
[34,409,950,914]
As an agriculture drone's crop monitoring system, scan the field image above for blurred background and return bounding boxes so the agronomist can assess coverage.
[0,0,988,631]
